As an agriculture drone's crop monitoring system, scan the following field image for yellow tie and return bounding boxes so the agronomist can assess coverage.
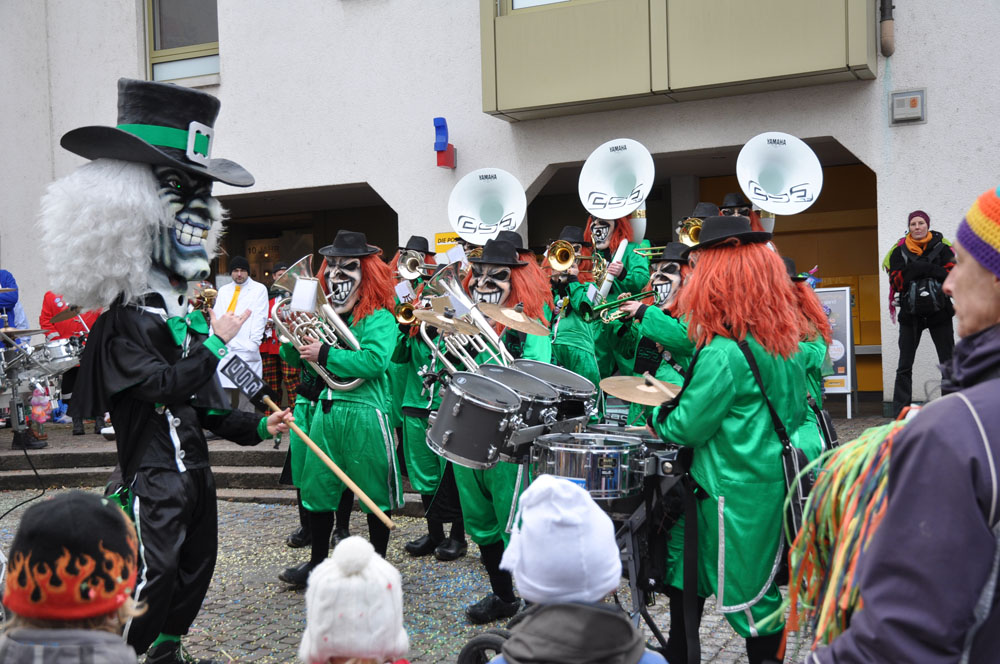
[226,284,241,313]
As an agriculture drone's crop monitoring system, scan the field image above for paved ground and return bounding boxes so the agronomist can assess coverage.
[0,411,888,663]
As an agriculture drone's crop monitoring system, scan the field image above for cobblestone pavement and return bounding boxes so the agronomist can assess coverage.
[0,413,888,663]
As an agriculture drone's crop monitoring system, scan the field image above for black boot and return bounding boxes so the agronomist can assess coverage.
[11,430,46,450]
[278,561,316,587]
[406,510,445,557]
[145,640,221,664]
[745,632,784,664]
[72,415,84,435]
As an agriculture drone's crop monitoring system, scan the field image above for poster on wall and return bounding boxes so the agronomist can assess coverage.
[815,286,854,395]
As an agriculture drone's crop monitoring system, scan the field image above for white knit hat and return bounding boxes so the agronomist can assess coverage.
[500,475,622,604]
[298,537,409,664]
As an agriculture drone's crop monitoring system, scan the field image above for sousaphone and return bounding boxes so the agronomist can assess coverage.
[578,138,654,240]
[736,131,823,216]
[447,167,526,246]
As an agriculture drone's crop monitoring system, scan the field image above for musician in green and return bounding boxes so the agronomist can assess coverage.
[278,231,402,587]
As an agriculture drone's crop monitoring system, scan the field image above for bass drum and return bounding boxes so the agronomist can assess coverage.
[427,372,521,470]
[510,359,596,420]
[477,365,560,427]
[531,432,644,500]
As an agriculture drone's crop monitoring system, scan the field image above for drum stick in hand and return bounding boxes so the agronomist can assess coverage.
[642,372,676,398]
[262,395,395,530]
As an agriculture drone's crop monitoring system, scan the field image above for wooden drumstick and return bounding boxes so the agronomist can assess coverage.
[262,396,395,530]
[642,371,677,398]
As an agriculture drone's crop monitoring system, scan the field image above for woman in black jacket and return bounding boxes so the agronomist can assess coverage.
[886,210,955,416]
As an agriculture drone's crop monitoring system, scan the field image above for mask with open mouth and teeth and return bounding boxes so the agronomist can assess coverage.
[589,218,615,251]
[469,263,512,307]
[326,257,363,315]
[650,260,683,309]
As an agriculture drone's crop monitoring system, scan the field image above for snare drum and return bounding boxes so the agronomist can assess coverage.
[30,338,82,376]
[531,432,644,499]
[510,359,596,420]
[477,365,560,427]
[427,372,521,470]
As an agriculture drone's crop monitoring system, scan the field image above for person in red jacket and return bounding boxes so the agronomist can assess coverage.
[38,291,100,435]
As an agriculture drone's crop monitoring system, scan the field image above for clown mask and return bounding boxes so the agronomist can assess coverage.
[590,218,614,251]
[327,256,362,315]
[469,263,512,306]
[650,260,683,308]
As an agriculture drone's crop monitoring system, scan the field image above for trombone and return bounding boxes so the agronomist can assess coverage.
[398,250,437,281]
[584,291,661,323]
[546,240,608,284]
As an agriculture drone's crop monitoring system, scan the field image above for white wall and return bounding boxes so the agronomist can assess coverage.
[4,0,999,402]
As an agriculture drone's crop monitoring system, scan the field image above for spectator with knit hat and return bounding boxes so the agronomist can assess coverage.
[491,475,666,664]
[298,536,409,664]
[0,491,142,663]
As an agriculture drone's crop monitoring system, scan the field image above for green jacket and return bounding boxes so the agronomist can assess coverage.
[551,280,596,348]
[797,336,829,408]
[599,240,650,299]
[638,307,696,371]
[280,308,395,411]
[610,319,685,426]
[393,331,445,410]
[500,325,553,363]
[652,333,808,609]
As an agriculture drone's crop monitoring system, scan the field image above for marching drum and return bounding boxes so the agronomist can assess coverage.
[510,359,596,420]
[427,371,522,470]
[531,432,645,500]
[477,365,560,428]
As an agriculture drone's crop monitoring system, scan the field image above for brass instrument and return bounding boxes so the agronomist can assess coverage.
[189,281,217,313]
[632,246,666,259]
[420,262,513,371]
[397,250,437,281]
[547,240,576,272]
[394,301,417,326]
[677,217,702,247]
[584,291,660,323]
[271,254,365,391]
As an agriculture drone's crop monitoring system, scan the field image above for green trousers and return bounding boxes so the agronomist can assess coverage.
[401,414,445,495]
[290,399,403,513]
[453,461,528,547]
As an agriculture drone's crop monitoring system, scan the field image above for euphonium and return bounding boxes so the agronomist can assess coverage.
[678,217,702,247]
[271,254,364,391]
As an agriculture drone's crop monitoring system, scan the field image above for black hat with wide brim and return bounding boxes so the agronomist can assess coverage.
[650,242,689,264]
[720,192,751,209]
[496,231,526,252]
[556,225,592,247]
[399,235,435,255]
[682,216,772,257]
[319,230,380,258]
[468,239,527,266]
[690,202,720,219]
[60,78,254,187]
[782,256,808,282]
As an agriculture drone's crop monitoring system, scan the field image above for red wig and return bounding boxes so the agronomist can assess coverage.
[674,242,801,358]
[350,253,396,322]
[517,250,556,315]
[794,281,832,344]
[462,261,551,329]
[584,216,633,251]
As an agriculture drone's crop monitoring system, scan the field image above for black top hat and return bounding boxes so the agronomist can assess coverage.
[690,202,720,219]
[650,242,689,264]
[782,256,808,282]
[319,230,380,258]
[399,235,435,255]
[496,231,526,252]
[60,79,253,187]
[720,192,751,209]
[557,225,591,247]
[468,239,527,267]
[229,256,250,272]
[683,216,772,256]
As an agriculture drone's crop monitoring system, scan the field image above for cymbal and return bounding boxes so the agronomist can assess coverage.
[600,376,680,407]
[50,306,82,324]
[0,328,45,339]
[412,310,479,336]
[477,302,550,336]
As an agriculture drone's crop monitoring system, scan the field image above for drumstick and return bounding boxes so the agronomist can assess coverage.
[262,396,395,530]
[642,371,676,398]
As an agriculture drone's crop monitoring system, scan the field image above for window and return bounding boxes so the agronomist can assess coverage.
[147,0,219,82]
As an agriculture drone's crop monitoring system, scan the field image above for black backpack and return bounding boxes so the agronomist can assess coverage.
[901,243,949,317]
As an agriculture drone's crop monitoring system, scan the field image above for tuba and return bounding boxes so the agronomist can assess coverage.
[736,131,823,216]
[271,254,365,391]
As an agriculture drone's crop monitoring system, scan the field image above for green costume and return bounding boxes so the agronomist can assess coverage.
[453,323,551,546]
[282,308,403,514]
[792,336,831,460]
[608,315,685,426]
[652,333,811,638]
[593,240,651,378]
[550,278,600,398]
[394,331,446,495]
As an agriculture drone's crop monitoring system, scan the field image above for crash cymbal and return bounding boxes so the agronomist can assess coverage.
[0,328,45,337]
[412,309,479,336]
[600,376,680,407]
[477,302,550,336]
[50,306,82,324]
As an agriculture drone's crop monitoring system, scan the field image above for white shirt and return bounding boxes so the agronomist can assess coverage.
[212,276,269,388]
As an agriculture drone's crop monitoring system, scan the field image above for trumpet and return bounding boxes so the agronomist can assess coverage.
[584,291,660,323]
[394,301,417,326]
[678,217,702,247]
[398,250,437,281]
[271,254,365,391]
